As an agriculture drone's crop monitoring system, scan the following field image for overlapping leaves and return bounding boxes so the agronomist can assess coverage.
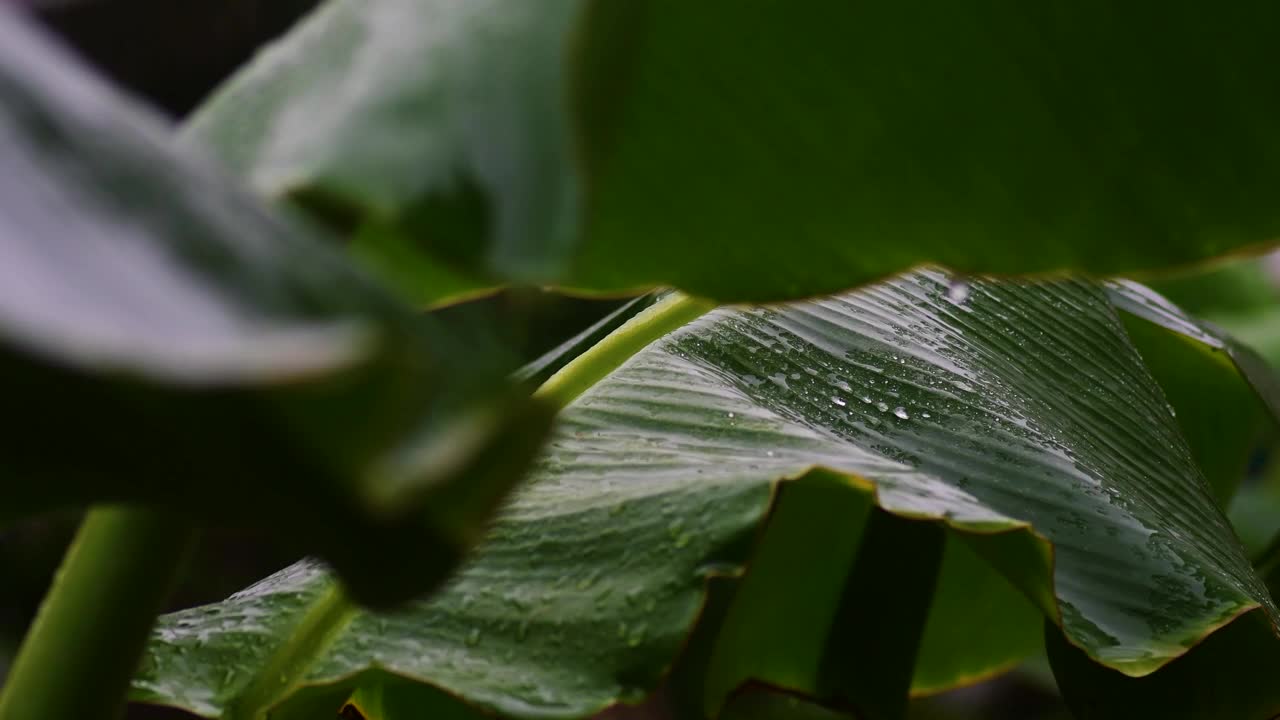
[186,0,1280,302]
[0,9,549,607]
[134,272,1278,718]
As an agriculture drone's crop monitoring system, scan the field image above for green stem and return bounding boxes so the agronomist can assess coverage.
[0,506,196,720]
[226,584,356,720]
[534,292,715,410]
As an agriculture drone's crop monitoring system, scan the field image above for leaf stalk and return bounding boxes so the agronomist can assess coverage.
[0,506,196,720]
[534,292,715,410]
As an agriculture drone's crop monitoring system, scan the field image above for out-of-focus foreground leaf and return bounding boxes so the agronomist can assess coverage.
[185,0,1280,303]
[134,273,1278,719]
[0,8,550,607]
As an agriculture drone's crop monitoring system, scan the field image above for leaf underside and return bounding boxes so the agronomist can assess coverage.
[187,0,1280,302]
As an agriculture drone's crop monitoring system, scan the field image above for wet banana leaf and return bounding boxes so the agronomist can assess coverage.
[1108,282,1277,504]
[185,0,1280,303]
[1046,609,1280,720]
[1108,281,1280,425]
[134,272,1277,719]
[1038,281,1280,720]
[0,9,550,607]
[1133,261,1280,567]
[907,280,1280,699]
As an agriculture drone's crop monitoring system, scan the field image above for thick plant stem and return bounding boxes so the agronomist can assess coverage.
[0,506,196,720]
[535,292,715,410]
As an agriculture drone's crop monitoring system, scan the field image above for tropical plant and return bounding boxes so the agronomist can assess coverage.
[2,3,1280,720]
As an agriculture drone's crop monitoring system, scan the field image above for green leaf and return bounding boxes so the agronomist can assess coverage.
[1108,280,1280,426]
[1046,609,1280,720]
[720,686,857,720]
[1149,259,1280,318]
[186,0,1280,302]
[0,9,551,607]
[134,272,1276,718]
[1027,281,1280,720]
[910,536,1043,697]
[1108,281,1280,504]
[701,480,942,720]
[1147,258,1280,401]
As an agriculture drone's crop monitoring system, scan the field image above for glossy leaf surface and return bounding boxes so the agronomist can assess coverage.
[135,273,1276,718]
[1108,288,1273,504]
[1047,610,1280,720]
[187,0,1280,301]
[1108,281,1280,425]
[0,9,549,607]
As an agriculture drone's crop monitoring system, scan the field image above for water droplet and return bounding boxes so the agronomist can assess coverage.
[947,278,971,305]
[727,412,735,419]
[893,406,909,420]
[832,396,847,407]
[876,402,889,412]
[922,412,931,419]
[766,450,776,457]
[861,396,872,404]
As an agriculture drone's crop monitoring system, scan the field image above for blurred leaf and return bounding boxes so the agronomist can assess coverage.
[721,686,856,720]
[910,537,1043,697]
[1230,468,1280,559]
[185,0,1280,302]
[702,481,942,720]
[1149,259,1279,318]
[0,9,551,607]
[134,273,1276,718]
